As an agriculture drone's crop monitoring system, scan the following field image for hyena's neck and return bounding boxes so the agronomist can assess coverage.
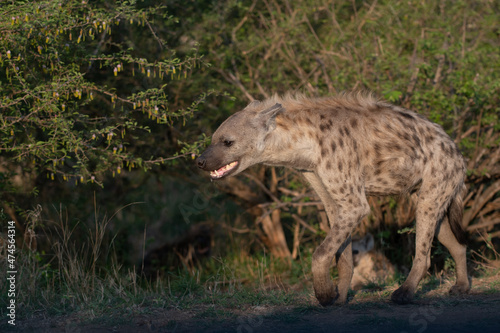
[260,113,318,171]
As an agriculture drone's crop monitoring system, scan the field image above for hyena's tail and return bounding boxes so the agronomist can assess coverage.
[447,186,467,245]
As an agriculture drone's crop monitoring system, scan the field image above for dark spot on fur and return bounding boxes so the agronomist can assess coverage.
[397,111,415,121]
[390,143,401,151]
[314,245,326,258]
[331,141,337,154]
[339,138,344,148]
[412,134,421,146]
[344,126,350,137]
[338,162,343,172]
[440,142,447,155]
[339,127,344,136]
[279,122,289,131]
[401,132,411,142]
[326,161,332,170]
[350,118,358,129]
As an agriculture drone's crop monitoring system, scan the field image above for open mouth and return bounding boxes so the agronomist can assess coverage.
[209,161,239,179]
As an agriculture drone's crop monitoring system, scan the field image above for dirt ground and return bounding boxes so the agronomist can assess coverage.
[8,275,500,333]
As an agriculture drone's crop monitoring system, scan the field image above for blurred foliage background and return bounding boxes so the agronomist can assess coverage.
[0,0,499,317]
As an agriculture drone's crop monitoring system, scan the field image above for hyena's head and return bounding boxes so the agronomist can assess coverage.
[196,102,283,180]
[352,233,375,266]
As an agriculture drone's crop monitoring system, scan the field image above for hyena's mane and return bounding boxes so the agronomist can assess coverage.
[247,91,382,116]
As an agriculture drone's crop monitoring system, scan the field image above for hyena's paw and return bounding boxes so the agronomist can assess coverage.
[314,282,338,307]
[449,283,470,295]
[391,285,414,305]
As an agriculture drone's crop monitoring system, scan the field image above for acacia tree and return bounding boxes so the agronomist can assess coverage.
[0,0,210,194]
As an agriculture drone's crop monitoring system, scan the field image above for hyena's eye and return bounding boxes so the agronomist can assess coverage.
[223,140,234,147]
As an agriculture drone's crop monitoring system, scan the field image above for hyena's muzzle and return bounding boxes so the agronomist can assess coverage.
[196,145,240,180]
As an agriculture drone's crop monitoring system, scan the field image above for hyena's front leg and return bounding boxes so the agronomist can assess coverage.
[311,232,342,306]
[303,172,369,306]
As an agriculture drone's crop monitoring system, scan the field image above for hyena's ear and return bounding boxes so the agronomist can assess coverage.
[360,233,375,252]
[255,103,284,132]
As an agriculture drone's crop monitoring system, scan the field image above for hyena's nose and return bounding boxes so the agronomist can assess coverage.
[196,156,206,169]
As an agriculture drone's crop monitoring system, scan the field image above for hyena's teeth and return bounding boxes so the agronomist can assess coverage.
[210,161,238,178]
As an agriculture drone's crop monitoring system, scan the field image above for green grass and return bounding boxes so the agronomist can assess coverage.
[1,203,499,333]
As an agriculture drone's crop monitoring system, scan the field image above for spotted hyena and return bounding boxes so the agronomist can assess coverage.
[351,233,395,290]
[196,93,470,305]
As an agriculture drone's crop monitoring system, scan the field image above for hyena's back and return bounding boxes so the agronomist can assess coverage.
[268,94,466,198]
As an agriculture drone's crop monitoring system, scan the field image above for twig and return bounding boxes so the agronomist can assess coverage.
[242,172,281,203]
[291,214,318,234]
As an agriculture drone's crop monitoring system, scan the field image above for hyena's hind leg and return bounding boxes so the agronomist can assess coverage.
[391,184,451,304]
[392,174,468,304]
[436,214,470,294]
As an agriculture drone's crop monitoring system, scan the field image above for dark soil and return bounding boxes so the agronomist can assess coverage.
[7,275,500,333]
